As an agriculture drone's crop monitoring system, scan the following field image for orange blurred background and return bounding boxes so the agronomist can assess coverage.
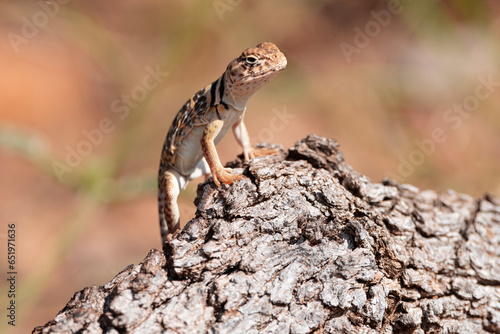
[1,1,500,332]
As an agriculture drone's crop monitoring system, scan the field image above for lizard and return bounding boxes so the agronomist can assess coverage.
[158,42,287,244]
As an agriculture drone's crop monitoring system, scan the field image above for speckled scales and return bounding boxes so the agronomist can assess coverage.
[162,85,215,167]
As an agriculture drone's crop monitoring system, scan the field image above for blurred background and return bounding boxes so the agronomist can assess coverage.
[1,0,500,332]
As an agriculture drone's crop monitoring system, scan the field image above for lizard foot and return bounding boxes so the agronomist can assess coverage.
[166,228,181,242]
[212,167,243,187]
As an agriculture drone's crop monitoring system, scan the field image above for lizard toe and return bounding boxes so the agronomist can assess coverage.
[213,167,243,185]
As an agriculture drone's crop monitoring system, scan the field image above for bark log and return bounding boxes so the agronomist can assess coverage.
[33,135,500,334]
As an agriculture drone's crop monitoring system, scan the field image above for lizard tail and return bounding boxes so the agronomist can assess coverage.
[158,169,181,244]
[158,187,170,244]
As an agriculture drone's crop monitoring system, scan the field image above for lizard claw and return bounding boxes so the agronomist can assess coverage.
[166,229,181,242]
[212,167,243,187]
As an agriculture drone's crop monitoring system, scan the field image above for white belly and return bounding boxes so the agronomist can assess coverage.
[173,108,244,176]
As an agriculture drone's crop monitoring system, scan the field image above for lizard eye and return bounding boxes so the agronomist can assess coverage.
[244,56,258,66]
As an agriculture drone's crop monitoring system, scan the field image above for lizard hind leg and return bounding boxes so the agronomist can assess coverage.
[158,169,185,244]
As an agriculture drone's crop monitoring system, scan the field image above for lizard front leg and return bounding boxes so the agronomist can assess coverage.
[202,119,243,187]
[232,118,278,161]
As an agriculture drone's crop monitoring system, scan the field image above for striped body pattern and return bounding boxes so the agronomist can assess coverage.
[158,42,287,243]
[162,83,223,168]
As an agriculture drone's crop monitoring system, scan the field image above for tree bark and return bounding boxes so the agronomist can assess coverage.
[33,135,500,334]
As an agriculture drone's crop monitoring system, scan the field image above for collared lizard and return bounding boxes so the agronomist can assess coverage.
[158,42,287,243]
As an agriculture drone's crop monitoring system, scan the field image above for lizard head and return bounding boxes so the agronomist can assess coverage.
[225,42,287,98]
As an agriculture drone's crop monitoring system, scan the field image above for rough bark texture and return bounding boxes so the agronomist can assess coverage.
[34,135,500,334]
